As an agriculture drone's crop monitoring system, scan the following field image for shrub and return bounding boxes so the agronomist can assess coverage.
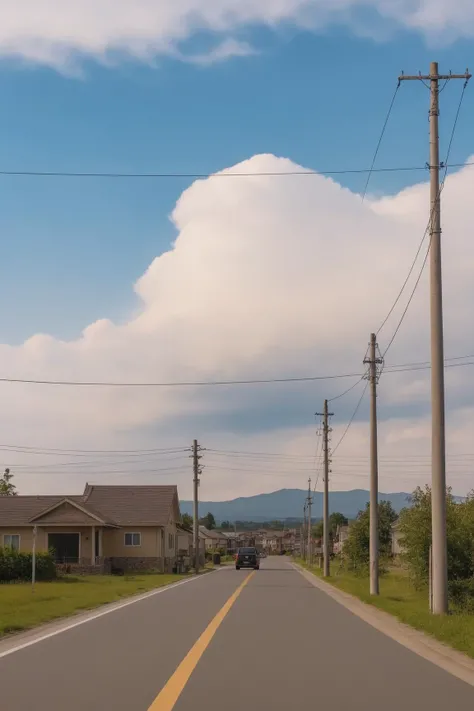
[0,548,56,582]
[449,578,474,612]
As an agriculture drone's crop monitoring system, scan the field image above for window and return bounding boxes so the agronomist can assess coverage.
[3,534,20,551]
[168,533,174,550]
[124,532,141,547]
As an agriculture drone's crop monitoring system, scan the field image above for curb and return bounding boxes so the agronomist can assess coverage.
[292,562,474,688]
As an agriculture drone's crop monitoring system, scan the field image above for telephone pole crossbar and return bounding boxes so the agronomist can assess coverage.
[398,63,471,614]
[316,400,333,577]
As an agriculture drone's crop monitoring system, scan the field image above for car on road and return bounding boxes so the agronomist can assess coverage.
[236,546,259,570]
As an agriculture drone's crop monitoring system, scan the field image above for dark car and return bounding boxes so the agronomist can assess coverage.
[236,547,259,570]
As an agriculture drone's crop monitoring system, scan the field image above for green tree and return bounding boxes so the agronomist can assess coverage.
[0,468,17,497]
[329,512,348,539]
[344,500,397,573]
[312,521,323,539]
[181,513,193,529]
[199,512,216,530]
[399,486,474,588]
[220,521,231,530]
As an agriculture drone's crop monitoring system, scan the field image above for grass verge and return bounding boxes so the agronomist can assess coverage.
[0,573,187,638]
[298,559,474,659]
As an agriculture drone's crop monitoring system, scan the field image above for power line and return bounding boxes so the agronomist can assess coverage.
[0,162,473,181]
[1,354,473,388]
[379,80,469,358]
[331,382,369,456]
[327,374,367,402]
[362,82,401,201]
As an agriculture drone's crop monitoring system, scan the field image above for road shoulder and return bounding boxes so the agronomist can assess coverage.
[293,562,474,688]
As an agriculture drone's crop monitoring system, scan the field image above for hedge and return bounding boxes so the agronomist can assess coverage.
[0,548,57,582]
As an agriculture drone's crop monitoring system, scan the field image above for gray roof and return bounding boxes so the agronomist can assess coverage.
[0,495,84,527]
[83,485,178,526]
[0,484,179,528]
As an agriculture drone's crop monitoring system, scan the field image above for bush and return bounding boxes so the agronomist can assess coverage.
[449,578,474,612]
[0,548,57,582]
[344,500,397,574]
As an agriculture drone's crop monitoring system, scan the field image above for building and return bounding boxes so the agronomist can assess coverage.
[391,521,404,556]
[0,484,187,574]
[198,526,229,551]
[333,524,350,555]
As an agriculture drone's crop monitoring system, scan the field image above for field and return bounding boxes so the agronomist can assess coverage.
[0,573,186,637]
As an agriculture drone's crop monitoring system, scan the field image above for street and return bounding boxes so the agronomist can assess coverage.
[1,557,474,710]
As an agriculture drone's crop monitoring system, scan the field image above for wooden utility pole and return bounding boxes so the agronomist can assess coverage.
[364,333,383,595]
[317,400,333,577]
[306,478,312,564]
[399,63,471,614]
[192,440,202,575]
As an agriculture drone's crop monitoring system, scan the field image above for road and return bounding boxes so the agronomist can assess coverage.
[1,557,474,710]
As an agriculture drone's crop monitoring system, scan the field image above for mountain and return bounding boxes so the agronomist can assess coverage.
[180,488,412,522]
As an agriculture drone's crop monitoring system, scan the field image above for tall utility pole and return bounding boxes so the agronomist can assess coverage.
[399,63,471,614]
[364,334,383,596]
[301,499,307,560]
[192,439,202,575]
[306,478,312,564]
[317,400,333,577]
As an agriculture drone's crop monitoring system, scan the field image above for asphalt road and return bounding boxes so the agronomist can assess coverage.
[1,557,474,710]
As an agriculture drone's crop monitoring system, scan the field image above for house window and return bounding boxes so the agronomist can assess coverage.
[168,533,174,550]
[124,532,141,547]
[3,534,20,551]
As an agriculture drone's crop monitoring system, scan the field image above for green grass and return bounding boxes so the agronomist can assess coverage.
[299,559,474,659]
[0,574,187,637]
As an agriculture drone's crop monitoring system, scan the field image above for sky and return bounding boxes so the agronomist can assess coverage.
[1,0,474,507]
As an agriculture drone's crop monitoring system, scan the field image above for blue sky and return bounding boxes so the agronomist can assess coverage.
[2,5,474,498]
[1,24,473,344]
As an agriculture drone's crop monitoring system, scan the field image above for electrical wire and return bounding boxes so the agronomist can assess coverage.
[327,373,367,402]
[331,381,369,456]
[0,162,473,180]
[379,79,469,358]
[2,354,474,388]
[361,82,401,201]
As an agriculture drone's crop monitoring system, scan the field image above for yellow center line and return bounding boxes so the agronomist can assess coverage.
[147,571,255,711]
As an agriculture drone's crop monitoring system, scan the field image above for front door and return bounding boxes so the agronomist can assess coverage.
[95,529,100,559]
[48,533,80,563]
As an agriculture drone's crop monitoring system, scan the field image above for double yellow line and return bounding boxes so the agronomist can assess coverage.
[148,571,255,710]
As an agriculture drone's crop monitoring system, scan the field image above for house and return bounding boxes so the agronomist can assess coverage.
[199,526,229,551]
[0,484,186,574]
[333,524,350,555]
[391,521,404,556]
[177,525,206,566]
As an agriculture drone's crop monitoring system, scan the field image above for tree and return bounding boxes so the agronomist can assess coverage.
[220,521,231,530]
[0,469,17,497]
[330,512,348,531]
[312,521,323,539]
[199,512,216,530]
[399,486,474,588]
[344,500,397,573]
[181,513,193,529]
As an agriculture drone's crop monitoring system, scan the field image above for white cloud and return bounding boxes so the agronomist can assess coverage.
[0,1,473,70]
[2,153,474,499]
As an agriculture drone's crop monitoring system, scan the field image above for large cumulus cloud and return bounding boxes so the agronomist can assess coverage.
[2,153,474,497]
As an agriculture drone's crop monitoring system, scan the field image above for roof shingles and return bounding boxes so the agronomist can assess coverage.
[0,485,178,528]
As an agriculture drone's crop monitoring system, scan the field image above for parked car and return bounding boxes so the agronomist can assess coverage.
[236,546,259,570]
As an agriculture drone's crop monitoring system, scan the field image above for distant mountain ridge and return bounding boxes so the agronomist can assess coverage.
[180,488,413,522]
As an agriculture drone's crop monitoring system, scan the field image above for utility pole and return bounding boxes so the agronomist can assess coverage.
[192,440,202,575]
[317,400,333,577]
[364,333,383,595]
[306,478,312,564]
[301,499,307,560]
[399,63,471,614]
